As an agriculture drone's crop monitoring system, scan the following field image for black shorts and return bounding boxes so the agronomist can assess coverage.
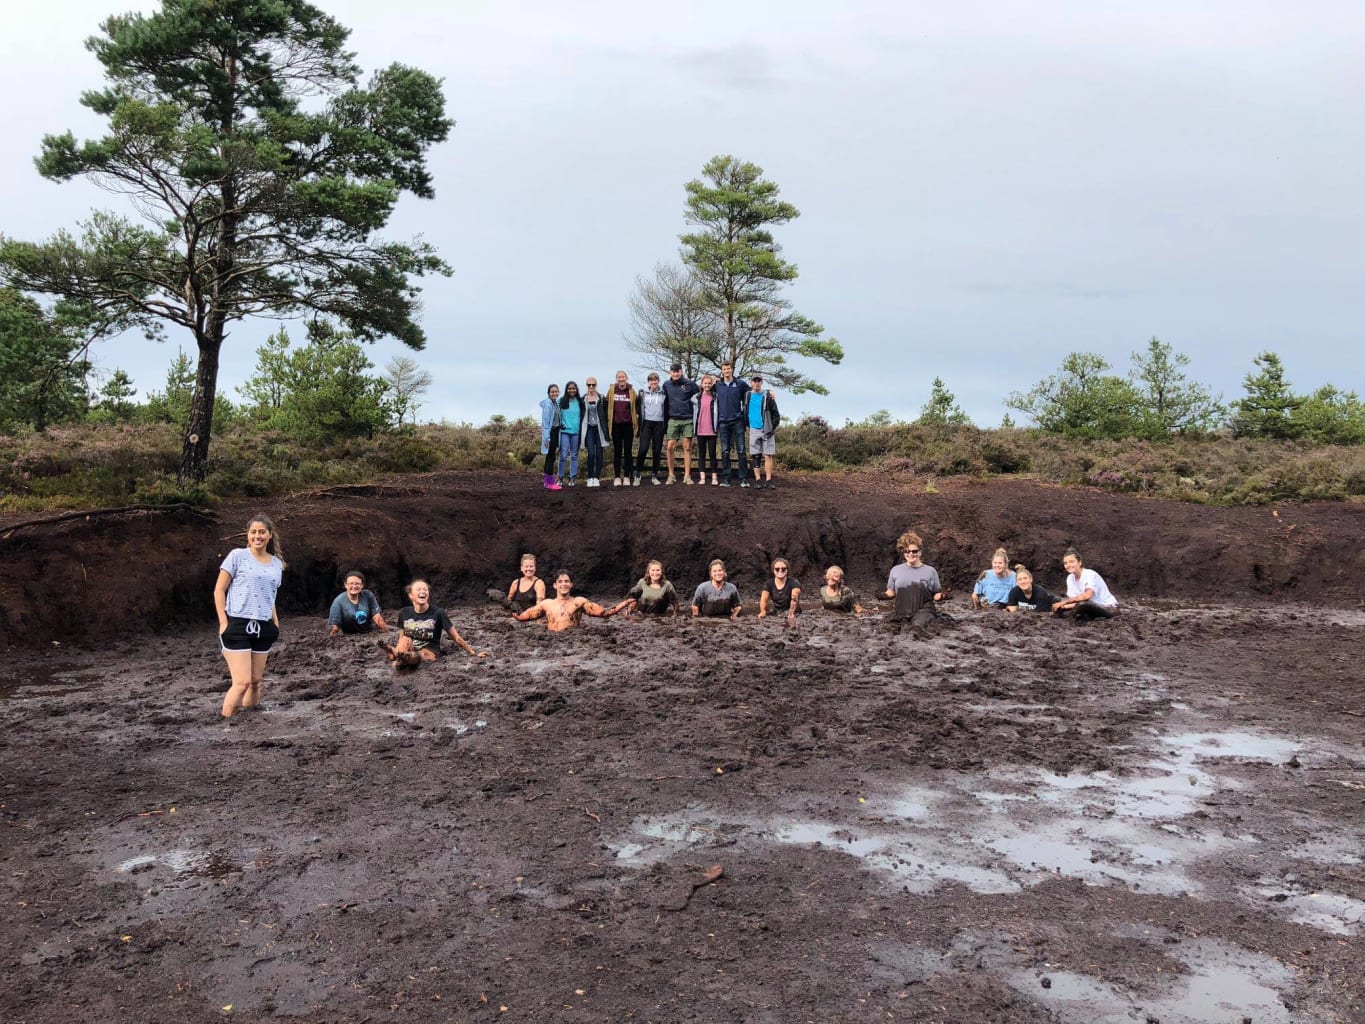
[220,616,280,654]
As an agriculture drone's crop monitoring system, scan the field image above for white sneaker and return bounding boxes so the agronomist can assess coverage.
[591,478,600,487]
[613,477,622,487]
[633,476,641,486]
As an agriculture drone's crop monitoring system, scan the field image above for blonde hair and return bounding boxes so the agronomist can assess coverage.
[992,547,1009,563]
[709,559,726,571]
[520,553,536,565]
[896,531,923,555]
[1014,564,1032,581]
[825,564,844,582]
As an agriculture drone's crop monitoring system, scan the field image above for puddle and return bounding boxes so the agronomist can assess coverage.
[1164,731,1299,763]
[0,662,102,699]
[116,848,244,879]
[1011,938,1292,1023]
[1254,884,1365,935]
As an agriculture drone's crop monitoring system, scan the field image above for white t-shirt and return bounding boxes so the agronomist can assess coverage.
[1066,567,1117,608]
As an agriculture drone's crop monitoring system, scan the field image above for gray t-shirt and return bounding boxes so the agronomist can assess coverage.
[220,548,283,620]
[887,563,940,595]
[692,581,740,617]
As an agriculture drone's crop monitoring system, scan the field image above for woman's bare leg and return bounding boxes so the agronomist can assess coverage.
[221,650,256,717]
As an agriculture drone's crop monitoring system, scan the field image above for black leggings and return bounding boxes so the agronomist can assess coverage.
[543,427,560,476]
[637,420,665,478]
[1067,601,1119,622]
[612,423,635,479]
[696,435,718,474]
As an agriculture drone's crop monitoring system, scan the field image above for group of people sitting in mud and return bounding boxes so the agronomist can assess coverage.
[216,516,1120,716]
[538,362,781,490]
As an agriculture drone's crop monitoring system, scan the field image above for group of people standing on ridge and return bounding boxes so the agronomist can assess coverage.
[538,362,780,490]
[216,514,1121,717]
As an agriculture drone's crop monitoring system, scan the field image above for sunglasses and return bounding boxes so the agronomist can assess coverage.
[906,548,921,554]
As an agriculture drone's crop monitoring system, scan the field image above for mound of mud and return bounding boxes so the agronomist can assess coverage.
[1,472,1361,646]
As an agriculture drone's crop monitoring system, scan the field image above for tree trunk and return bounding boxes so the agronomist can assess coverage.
[179,327,221,484]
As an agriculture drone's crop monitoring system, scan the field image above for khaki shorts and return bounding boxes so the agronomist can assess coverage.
[665,419,695,441]
[749,429,775,456]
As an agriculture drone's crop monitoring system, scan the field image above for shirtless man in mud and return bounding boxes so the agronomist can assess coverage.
[511,571,627,631]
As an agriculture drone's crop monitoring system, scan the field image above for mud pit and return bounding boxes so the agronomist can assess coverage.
[2,474,1363,1023]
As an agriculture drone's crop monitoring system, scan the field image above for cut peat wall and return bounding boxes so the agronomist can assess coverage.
[1,472,1361,648]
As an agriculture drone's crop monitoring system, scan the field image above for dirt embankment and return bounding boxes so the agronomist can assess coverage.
[1,472,1361,647]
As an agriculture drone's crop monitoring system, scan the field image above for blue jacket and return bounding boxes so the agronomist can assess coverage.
[714,377,747,422]
[662,377,700,419]
[539,398,560,454]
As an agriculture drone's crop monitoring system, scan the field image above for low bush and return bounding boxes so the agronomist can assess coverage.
[2,419,1362,511]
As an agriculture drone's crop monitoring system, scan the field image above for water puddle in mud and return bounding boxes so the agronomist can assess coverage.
[117,848,243,879]
[1011,938,1293,1023]
[609,727,1359,934]
[0,661,103,699]
[1253,883,1365,935]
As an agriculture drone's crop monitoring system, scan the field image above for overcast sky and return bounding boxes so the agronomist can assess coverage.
[3,0,1362,426]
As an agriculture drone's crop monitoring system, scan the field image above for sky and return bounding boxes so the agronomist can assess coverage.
[2,0,1362,427]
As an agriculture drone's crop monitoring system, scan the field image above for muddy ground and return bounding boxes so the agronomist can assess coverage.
[1,473,1363,1023]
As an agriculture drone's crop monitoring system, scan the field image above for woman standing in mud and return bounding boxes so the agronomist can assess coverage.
[215,514,285,718]
[506,553,547,613]
[885,531,946,627]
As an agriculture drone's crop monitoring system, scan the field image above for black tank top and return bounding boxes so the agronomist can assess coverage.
[510,579,542,612]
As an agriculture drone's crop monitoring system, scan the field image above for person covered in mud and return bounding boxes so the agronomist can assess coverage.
[692,559,742,618]
[885,530,947,627]
[1004,565,1060,613]
[622,560,681,616]
[506,553,547,613]
[818,565,864,613]
[971,548,1016,609]
[214,514,285,718]
[758,557,801,624]
[328,570,389,636]
[513,571,627,631]
[1052,549,1120,621]
[380,579,488,666]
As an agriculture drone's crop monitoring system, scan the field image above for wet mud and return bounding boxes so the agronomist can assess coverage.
[1,474,1363,1022]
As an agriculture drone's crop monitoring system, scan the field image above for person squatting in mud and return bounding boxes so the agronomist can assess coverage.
[327,570,389,636]
[885,530,948,627]
[1005,565,1060,613]
[819,565,864,613]
[692,559,743,618]
[512,571,628,631]
[757,557,801,625]
[971,548,1016,609]
[215,514,285,718]
[379,579,488,666]
[1052,548,1120,621]
[621,559,681,616]
[506,553,547,613]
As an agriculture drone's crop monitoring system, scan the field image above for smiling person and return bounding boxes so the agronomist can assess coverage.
[692,559,742,619]
[380,579,487,665]
[635,372,667,485]
[741,373,781,489]
[971,548,1016,609]
[609,370,638,486]
[214,514,285,718]
[1052,549,1120,622]
[328,570,388,636]
[819,565,864,613]
[540,383,562,491]
[557,380,585,487]
[662,362,700,484]
[1005,565,1061,613]
[623,559,681,616]
[581,376,611,487]
[693,373,721,485]
[506,553,547,613]
[885,530,946,626]
[714,362,750,487]
[512,571,627,631]
[758,558,802,625]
